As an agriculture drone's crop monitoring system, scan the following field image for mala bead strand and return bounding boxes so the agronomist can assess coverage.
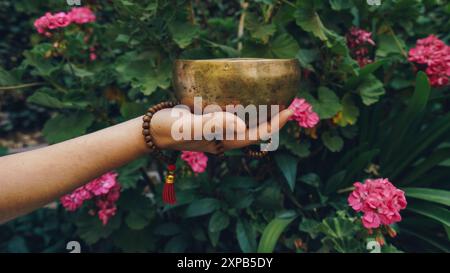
[142,100,225,204]
[214,140,225,157]
[142,101,180,204]
[245,147,268,159]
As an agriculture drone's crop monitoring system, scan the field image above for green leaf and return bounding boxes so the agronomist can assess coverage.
[270,33,300,59]
[336,94,359,126]
[299,218,321,239]
[0,66,18,85]
[274,153,298,191]
[112,227,155,252]
[42,112,94,144]
[115,52,171,95]
[125,212,150,230]
[376,32,406,58]
[203,40,239,57]
[208,229,221,247]
[299,173,321,188]
[118,190,154,230]
[329,0,353,10]
[164,234,190,253]
[63,64,94,78]
[404,188,450,207]
[383,71,431,172]
[169,21,199,48]
[321,131,344,152]
[345,60,386,89]
[208,211,230,233]
[295,9,327,41]
[324,170,346,195]
[257,211,297,253]
[251,24,277,43]
[401,148,450,183]
[309,87,342,119]
[117,158,146,189]
[357,75,385,106]
[140,62,172,95]
[120,102,147,119]
[76,212,121,244]
[400,227,450,253]
[280,131,311,158]
[27,90,67,109]
[245,15,277,44]
[236,219,257,253]
[342,149,379,186]
[23,45,58,76]
[184,198,221,218]
[296,48,319,71]
[408,201,450,227]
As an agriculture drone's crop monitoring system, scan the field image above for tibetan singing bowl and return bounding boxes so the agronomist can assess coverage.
[172,58,301,113]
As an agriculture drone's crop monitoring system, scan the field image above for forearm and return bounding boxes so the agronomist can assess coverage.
[0,116,148,223]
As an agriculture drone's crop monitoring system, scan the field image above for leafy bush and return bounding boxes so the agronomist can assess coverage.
[0,0,449,253]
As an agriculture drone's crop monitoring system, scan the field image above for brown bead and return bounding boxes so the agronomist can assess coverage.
[145,135,152,142]
[143,115,150,122]
[143,129,149,135]
[142,122,150,129]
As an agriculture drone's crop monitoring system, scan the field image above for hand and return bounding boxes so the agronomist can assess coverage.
[149,107,294,154]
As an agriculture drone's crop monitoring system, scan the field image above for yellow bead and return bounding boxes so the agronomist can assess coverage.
[166,174,174,184]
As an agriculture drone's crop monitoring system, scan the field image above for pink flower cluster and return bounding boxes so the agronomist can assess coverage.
[348,178,407,229]
[60,171,120,225]
[408,35,450,88]
[288,98,319,128]
[181,151,208,173]
[34,7,96,36]
[346,27,376,67]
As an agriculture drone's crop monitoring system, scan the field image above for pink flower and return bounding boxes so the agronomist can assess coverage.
[33,7,95,36]
[33,15,50,34]
[288,98,319,128]
[362,211,381,229]
[68,7,96,24]
[52,12,71,28]
[181,151,208,173]
[348,178,407,229]
[85,172,118,196]
[97,206,117,226]
[408,35,450,88]
[60,171,121,225]
[89,52,97,61]
[60,187,92,211]
[346,27,376,67]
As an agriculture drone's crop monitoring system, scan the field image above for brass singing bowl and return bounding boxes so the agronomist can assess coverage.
[172,58,301,113]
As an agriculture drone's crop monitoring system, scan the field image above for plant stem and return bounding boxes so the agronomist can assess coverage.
[337,186,355,194]
[237,1,249,53]
[0,82,45,91]
[279,0,295,8]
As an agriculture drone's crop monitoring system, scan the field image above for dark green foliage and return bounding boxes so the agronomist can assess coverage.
[1,0,449,253]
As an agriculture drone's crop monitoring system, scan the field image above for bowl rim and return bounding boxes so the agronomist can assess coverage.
[175,58,298,63]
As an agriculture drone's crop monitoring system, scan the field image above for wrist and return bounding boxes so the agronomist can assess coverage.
[132,116,151,156]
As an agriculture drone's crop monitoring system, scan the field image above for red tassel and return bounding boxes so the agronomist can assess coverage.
[163,182,176,204]
[162,164,177,205]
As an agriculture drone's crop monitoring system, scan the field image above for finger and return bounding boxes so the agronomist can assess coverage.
[223,108,294,150]
[247,108,294,143]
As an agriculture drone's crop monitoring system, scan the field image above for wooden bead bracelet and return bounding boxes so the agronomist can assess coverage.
[142,101,225,205]
[142,101,270,204]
